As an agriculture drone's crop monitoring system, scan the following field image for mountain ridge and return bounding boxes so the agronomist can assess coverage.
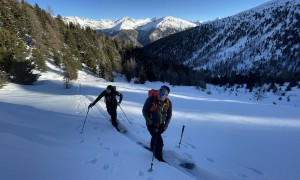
[62,16,199,31]
[62,16,198,46]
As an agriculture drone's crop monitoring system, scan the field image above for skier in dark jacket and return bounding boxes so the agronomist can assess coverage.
[89,85,123,128]
[142,85,172,162]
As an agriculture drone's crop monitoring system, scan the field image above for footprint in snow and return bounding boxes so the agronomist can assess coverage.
[184,142,197,149]
[206,157,215,163]
[80,139,84,144]
[102,164,110,170]
[113,152,119,157]
[85,157,97,164]
[245,166,264,175]
[138,170,144,176]
[190,144,197,149]
[183,144,189,148]
[239,173,248,178]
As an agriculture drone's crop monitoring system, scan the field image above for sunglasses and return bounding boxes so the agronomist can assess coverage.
[158,88,168,96]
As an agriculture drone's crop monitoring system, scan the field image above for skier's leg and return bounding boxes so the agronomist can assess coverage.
[108,107,118,126]
[155,135,165,162]
[147,126,156,151]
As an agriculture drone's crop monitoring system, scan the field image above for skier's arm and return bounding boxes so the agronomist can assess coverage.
[91,91,105,106]
[142,97,153,126]
[116,91,123,104]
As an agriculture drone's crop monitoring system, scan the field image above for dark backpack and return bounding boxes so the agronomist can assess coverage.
[148,89,170,112]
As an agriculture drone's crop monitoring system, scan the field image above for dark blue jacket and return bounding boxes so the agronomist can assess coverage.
[142,96,172,130]
[92,90,123,109]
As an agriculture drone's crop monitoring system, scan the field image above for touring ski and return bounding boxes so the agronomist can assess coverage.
[109,119,127,133]
[136,142,196,170]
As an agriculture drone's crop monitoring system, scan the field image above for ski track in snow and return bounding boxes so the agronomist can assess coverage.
[71,88,222,180]
[69,86,189,179]
[72,83,249,180]
[72,92,163,179]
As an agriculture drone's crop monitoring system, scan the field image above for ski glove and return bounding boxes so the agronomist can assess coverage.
[153,126,165,134]
[154,128,160,134]
[88,103,93,109]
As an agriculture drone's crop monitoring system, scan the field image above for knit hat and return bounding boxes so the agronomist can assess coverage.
[161,85,170,94]
[107,85,114,90]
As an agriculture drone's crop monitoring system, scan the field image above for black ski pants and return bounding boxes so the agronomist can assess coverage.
[107,106,117,126]
[147,126,164,159]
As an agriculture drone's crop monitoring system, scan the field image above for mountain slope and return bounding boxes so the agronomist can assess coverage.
[143,0,300,81]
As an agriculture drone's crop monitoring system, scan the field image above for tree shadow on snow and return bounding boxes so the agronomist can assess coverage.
[0,102,84,146]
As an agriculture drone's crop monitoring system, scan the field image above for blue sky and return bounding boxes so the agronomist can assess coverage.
[25,0,271,22]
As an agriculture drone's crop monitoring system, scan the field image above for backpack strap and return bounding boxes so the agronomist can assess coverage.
[149,97,170,112]
[164,98,170,111]
[149,96,158,112]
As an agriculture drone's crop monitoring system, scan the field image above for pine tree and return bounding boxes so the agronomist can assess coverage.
[123,58,137,82]
[0,71,8,88]
[0,29,39,85]
[31,48,47,72]
[137,66,146,84]
[53,50,62,66]
[61,49,81,88]
[10,60,39,84]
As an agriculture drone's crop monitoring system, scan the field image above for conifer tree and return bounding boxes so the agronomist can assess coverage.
[10,60,39,84]
[123,58,136,82]
[0,29,39,85]
[53,51,62,66]
[137,66,146,84]
[31,48,47,72]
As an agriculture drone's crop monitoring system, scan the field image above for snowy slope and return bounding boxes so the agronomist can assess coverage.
[183,0,300,73]
[0,62,300,180]
[141,0,300,77]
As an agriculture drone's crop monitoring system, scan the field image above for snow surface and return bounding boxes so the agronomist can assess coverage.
[1,62,300,180]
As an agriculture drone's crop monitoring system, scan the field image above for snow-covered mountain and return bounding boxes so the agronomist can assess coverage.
[62,16,198,46]
[144,0,300,79]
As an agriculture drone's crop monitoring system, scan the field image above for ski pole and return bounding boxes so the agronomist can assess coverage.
[80,107,90,134]
[148,135,158,172]
[178,125,185,148]
[118,104,132,124]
